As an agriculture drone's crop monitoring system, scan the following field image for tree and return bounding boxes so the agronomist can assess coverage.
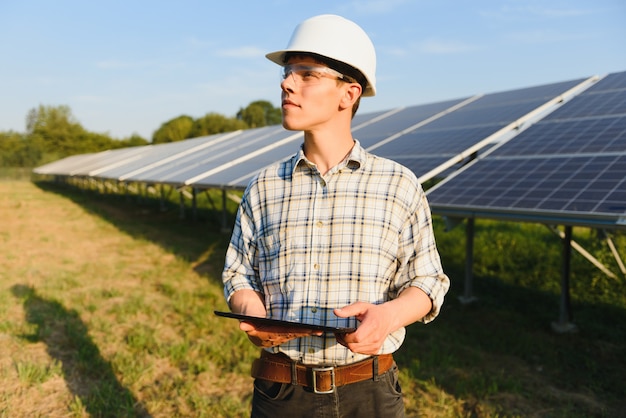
[117,134,149,148]
[189,112,248,138]
[26,105,87,159]
[0,131,38,167]
[152,115,194,144]
[1,104,147,167]
[237,100,281,128]
[2,99,282,168]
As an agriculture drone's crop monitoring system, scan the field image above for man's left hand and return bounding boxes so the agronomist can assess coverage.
[333,302,393,355]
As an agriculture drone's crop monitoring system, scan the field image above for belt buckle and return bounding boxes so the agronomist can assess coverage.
[311,366,335,394]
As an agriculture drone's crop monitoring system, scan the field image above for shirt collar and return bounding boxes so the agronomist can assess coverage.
[291,139,366,175]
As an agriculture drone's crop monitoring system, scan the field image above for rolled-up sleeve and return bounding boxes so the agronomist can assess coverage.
[222,190,263,302]
[396,188,450,323]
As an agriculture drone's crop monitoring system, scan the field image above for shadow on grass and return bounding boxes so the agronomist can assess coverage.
[11,284,152,418]
[33,180,232,286]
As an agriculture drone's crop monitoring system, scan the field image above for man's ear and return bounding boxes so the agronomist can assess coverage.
[339,83,362,110]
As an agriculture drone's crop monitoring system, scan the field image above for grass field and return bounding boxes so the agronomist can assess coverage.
[1,178,625,417]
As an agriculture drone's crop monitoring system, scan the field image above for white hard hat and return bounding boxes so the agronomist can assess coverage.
[266,14,377,97]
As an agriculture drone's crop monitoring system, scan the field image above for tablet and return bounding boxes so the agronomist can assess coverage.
[214,310,356,333]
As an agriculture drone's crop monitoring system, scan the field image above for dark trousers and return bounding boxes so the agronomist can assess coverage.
[251,363,405,418]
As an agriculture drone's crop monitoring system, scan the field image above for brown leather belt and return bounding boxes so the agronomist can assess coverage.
[251,350,394,394]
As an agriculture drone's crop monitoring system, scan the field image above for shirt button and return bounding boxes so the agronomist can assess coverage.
[313,263,319,270]
[311,307,317,313]
[308,348,315,354]
[316,221,323,228]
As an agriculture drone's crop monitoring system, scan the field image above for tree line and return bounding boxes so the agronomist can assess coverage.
[0,101,281,168]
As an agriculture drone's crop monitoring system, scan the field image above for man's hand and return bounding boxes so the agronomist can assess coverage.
[333,302,393,355]
[239,321,323,347]
[228,290,323,347]
[334,287,433,355]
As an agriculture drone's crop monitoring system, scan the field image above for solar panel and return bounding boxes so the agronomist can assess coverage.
[33,152,101,175]
[389,156,454,178]
[191,136,303,188]
[368,78,589,181]
[93,133,236,180]
[546,90,626,119]
[580,71,626,93]
[373,125,498,157]
[350,109,391,128]
[428,155,626,215]
[74,147,157,177]
[489,115,626,156]
[538,73,626,121]
[468,79,591,107]
[420,79,586,130]
[34,146,151,177]
[427,70,626,228]
[122,126,286,184]
[152,128,301,186]
[354,99,470,147]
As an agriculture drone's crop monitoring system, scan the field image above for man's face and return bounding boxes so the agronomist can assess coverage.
[280,56,347,132]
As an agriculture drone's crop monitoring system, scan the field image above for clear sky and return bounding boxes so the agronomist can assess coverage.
[1,0,624,140]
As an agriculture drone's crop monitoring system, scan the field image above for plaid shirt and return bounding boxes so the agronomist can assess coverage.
[223,140,449,365]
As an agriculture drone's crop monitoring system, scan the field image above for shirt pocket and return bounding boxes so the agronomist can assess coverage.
[257,232,296,298]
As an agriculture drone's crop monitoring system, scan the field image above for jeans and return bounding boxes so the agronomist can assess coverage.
[251,363,405,418]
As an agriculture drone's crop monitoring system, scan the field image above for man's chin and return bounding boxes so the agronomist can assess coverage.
[282,120,303,131]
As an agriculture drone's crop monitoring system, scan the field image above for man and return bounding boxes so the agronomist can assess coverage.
[222,14,450,417]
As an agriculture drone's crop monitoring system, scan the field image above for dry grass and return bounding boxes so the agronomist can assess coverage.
[0,180,255,417]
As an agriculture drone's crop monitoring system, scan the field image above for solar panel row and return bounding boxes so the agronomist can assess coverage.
[427,70,626,229]
[34,72,622,229]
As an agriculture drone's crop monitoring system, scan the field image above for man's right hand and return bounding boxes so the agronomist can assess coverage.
[229,289,322,347]
[239,321,323,347]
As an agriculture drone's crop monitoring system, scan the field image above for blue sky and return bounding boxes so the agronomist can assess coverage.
[1,0,624,140]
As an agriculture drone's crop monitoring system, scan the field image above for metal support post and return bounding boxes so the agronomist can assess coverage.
[459,217,477,304]
[552,225,578,333]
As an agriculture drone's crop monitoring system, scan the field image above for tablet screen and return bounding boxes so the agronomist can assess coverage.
[214,311,356,333]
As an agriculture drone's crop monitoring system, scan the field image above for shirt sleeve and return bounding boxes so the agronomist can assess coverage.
[222,187,264,303]
[395,184,450,324]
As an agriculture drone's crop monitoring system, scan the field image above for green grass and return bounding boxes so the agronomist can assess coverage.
[0,178,624,417]
[15,359,63,385]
